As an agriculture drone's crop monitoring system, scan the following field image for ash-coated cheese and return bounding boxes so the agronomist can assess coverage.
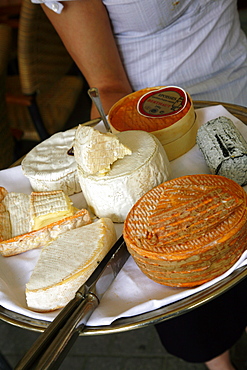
[76,130,171,222]
[21,129,81,196]
[197,116,247,186]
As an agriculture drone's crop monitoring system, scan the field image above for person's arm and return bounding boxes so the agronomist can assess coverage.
[41,0,133,118]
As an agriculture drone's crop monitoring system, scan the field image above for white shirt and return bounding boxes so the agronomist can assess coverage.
[32,0,247,106]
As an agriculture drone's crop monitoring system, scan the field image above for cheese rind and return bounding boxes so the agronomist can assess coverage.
[124,174,247,287]
[21,129,81,195]
[2,192,31,237]
[0,209,92,257]
[26,218,117,312]
[0,188,92,257]
[77,130,171,222]
[197,116,247,185]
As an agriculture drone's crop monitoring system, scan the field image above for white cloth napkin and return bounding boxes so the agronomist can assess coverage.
[0,105,246,327]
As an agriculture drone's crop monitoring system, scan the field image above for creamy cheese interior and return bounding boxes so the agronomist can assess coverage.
[32,207,77,230]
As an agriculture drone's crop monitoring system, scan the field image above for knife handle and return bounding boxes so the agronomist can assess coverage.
[15,293,98,370]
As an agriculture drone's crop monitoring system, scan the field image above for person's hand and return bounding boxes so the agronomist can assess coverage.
[90,87,133,120]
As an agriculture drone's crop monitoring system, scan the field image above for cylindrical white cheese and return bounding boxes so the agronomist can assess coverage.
[77,130,171,222]
[22,129,81,196]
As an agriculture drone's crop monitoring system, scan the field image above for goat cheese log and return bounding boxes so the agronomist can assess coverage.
[196,116,247,186]
[123,174,247,287]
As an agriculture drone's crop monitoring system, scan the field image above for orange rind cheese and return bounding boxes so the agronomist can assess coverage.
[123,174,247,288]
[108,86,197,161]
[109,87,191,132]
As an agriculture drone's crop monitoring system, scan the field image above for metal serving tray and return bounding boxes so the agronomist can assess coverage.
[1,101,247,336]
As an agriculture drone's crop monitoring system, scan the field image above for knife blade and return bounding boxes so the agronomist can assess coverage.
[88,87,111,132]
[15,235,129,370]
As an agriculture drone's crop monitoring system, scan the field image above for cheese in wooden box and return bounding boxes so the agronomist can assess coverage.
[108,86,197,160]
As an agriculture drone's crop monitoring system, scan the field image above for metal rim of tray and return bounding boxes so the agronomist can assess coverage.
[1,100,247,335]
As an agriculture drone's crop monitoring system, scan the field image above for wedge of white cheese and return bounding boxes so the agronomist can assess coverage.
[26,218,117,312]
[21,129,81,195]
[75,130,171,222]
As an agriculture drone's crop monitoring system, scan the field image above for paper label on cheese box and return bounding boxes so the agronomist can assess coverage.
[137,86,187,118]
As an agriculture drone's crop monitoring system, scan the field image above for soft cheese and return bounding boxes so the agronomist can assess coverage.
[108,87,197,160]
[26,218,117,312]
[0,188,91,256]
[30,191,77,230]
[76,130,171,222]
[21,129,81,195]
[2,192,31,237]
[124,174,247,287]
[2,190,77,234]
[197,116,247,186]
[74,125,132,175]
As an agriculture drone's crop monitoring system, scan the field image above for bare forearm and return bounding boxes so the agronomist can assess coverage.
[41,0,133,116]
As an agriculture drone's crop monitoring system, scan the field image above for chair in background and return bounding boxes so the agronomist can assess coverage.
[0,23,14,170]
[6,0,84,142]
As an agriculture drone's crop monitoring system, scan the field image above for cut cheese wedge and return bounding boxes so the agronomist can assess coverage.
[0,188,91,257]
[26,218,117,312]
[124,174,247,287]
[30,191,77,230]
[74,125,132,175]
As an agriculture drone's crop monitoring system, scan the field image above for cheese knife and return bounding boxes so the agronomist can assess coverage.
[67,87,110,157]
[88,87,111,132]
[15,235,129,370]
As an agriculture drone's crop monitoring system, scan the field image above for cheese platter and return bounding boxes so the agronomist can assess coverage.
[0,101,246,335]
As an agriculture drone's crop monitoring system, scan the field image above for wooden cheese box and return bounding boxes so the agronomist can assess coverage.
[108,86,197,161]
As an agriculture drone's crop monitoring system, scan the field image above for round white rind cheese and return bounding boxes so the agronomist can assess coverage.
[21,129,81,196]
[77,130,171,222]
